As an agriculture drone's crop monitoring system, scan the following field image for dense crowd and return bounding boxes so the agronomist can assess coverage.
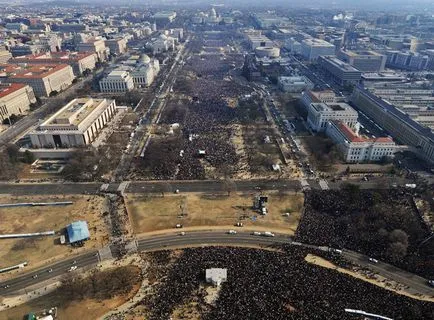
[296,189,434,278]
[140,247,434,320]
[137,41,260,180]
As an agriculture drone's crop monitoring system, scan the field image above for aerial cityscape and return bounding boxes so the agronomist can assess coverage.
[0,0,433,319]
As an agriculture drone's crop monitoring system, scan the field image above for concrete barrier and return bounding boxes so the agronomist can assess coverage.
[0,201,73,208]
[0,231,55,239]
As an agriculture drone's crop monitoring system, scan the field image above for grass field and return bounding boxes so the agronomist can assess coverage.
[125,192,304,235]
[0,195,109,279]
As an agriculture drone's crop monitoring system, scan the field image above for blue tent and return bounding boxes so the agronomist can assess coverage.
[66,221,90,244]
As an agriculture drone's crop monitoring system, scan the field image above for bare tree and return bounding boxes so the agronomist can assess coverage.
[223,178,237,197]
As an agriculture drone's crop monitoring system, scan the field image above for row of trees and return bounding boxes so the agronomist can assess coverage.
[0,144,34,180]
[61,266,140,300]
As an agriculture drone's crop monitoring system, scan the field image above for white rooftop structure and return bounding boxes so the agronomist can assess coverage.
[205,268,227,286]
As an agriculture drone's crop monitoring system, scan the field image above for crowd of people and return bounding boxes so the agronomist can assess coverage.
[296,189,434,279]
[139,247,433,320]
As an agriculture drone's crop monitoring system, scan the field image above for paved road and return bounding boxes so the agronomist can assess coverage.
[127,179,301,193]
[0,251,98,296]
[136,231,292,251]
[342,250,434,296]
[1,232,433,298]
[0,178,406,196]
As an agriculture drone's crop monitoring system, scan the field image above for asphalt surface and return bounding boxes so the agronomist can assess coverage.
[0,251,99,296]
[342,250,434,296]
[0,178,407,196]
[1,232,433,298]
[136,231,292,251]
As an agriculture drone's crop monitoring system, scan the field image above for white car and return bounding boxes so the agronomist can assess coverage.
[263,231,275,237]
[179,232,186,236]
[227,230,237,234]
[252,232,261,236]
[68,266,78,272]
[368,258,378,264]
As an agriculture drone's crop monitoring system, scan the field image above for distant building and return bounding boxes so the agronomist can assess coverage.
[66,221,90,245]
[105,38,128,55]
[318,55,362,87]
[29,97,116,148]
[3,64,74,97]
[326,120,397,163]
[385,51,430,71]
[307,102,358,132]
[77,39,109,62]
[11,51,97,76]
[0,83,36,122]
[284,38,302,55]
[53,23,88,33]
[352,86,434,165]
[99,70,134,93]
[153,11,177,26]
[255,47,280,58]
[150,33,176,54]
[5,23,28,32]
[246,34,273,50]
[338,50,386,72]
[10,44,42,57]
[0,48,12,63]
[301,38,335,61]
[206,268,227,286]
[301,90,337,108]
[278,76,314,93]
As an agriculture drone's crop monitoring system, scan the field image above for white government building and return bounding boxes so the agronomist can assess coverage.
[30,97,117,148]
[306,102,358,132]
[326,120,397,162]
[99,70,135,93]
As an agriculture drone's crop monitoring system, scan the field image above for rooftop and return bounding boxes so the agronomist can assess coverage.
[0,83,27,99]
[343,50,384,57]
[320,56,361,72]
[356,86,434,143]
[41,97,105,128]
[311,102,355,113]
[1,63,71,79]
[66,220,90,243]
[12,51,95,63]
[302,38,334,47]
[332,120,394,144]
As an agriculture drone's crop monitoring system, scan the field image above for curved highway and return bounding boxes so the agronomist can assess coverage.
[1,232,433,298]
[136,231,292,251]
[0,232,289,296]
[0,251,99,296]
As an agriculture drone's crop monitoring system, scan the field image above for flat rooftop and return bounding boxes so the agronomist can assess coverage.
[0,83,27,99]
[41,97,105,128]
[302,38,334,47]
[2,63,70,79]
[321,56,360,72]
[344,50,384,57]
[311,102,355,113]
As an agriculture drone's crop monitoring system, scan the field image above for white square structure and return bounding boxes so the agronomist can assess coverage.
[206,268,227,286]
[29,97,116,148]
